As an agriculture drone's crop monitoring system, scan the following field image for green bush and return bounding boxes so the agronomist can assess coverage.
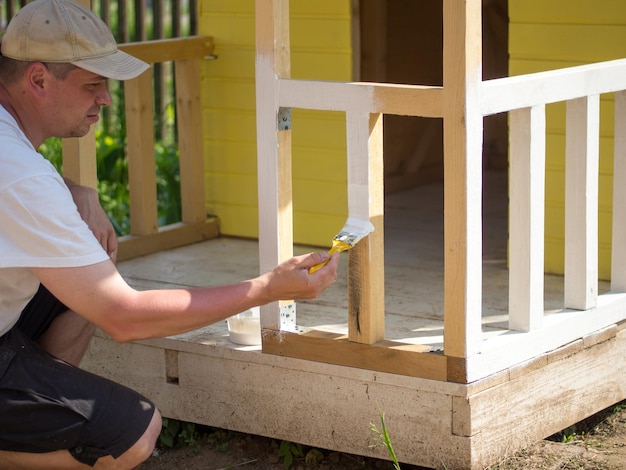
[39,129,181,236]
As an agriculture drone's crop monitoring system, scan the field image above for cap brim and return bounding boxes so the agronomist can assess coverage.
[72,49,150,80]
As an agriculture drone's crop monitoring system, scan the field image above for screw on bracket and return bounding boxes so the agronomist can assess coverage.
[277,107,292,131]
[280,302,297,331]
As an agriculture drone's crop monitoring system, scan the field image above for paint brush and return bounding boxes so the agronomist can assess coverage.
[309,216,375,274]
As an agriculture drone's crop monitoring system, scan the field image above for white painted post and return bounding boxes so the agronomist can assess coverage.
[611,91,626,291]
[255,0,295,330]
[564,96,600,310]
[509,106,546,331]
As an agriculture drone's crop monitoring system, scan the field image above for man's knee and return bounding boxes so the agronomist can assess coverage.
[124,408,162,465]
[144,408,163,449]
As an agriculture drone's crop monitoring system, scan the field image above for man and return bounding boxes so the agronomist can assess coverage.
[0,0,339,468]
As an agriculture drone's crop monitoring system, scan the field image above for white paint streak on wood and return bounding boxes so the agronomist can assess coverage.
[346,111,373,220]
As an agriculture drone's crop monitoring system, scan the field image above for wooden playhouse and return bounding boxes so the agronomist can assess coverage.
[76,1,626,468]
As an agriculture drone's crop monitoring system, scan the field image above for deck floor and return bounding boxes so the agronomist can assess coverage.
[118,170,607,352]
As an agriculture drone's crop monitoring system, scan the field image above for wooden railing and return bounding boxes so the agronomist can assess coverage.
[62,36,218,261]
[471,61,626,380]
[255,0,626,383]
[1,0,196,42]
[483,61,626,324]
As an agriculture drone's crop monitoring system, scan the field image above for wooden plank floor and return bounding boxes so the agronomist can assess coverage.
[118,170,604,353]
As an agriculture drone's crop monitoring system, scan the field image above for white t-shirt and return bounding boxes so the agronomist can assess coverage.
[0,105,109,336]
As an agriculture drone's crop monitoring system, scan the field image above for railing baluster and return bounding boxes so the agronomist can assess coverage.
[175,57,205,224]
[611,91,626,290]
[564,96,600,310]
[125,70,159,236]
[509,105,546,331]
[61,129,98,189]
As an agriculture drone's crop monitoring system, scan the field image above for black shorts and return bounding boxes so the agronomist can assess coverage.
[0,285,157,466]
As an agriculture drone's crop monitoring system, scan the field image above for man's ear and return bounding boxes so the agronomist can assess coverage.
[26,62,49,96]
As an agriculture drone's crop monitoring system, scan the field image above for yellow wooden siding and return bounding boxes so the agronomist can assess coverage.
[509,0,626,279]
[198,0,352,247]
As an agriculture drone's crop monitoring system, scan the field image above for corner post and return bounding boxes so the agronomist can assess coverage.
[255,0,296,331]
[442,0,484,362]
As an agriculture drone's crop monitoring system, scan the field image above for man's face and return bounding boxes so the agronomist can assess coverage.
[45,67,112,138]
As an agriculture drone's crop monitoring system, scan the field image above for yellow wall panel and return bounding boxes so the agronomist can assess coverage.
[209,204,259,239]
[202,49,256,80]
[202,109,256,143]
[292,148,346,184]
[203,17,255,46]
[510,24,626,63]
[199,0,352,245]
[205,142,257,175]
[199,0,251,15]
[294,213,348,248]
[291,110,346,148]
[292,53,352,81]
[510,0,626,279]
[205,173,258,208]
[510,59,578,75]
[203,79,255,112]
[509,0,626,24]
[290,18,352,51]
[293,180,347,216]
[290,0,351,17]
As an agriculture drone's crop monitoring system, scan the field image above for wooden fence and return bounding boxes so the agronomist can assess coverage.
[1,1,217,258]
[1,0,196,138]
[56,33,217,261]
[1,0,196,39]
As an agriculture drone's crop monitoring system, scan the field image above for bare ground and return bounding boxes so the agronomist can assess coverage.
[140,402,626,470]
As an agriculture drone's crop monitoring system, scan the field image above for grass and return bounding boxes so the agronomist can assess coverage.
[370,408,401,470]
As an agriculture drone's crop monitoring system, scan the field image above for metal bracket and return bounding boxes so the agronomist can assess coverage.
[277,107,292,131]
[280,303,297,331]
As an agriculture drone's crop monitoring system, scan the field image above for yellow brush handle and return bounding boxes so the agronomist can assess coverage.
[308,240,351,274]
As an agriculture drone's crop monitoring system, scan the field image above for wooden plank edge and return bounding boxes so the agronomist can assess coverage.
[119,36,215,64]
[278,79,443,117]
[481,58,626,116]
[261,320,623,386]
[261,328,448,381]
[117,218,219,261]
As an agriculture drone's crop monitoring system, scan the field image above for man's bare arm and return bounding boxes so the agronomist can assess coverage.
[64,178,118,261]
[31,251,338,342]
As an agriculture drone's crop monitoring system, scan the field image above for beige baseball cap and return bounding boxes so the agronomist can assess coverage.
[1,0,149,80]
